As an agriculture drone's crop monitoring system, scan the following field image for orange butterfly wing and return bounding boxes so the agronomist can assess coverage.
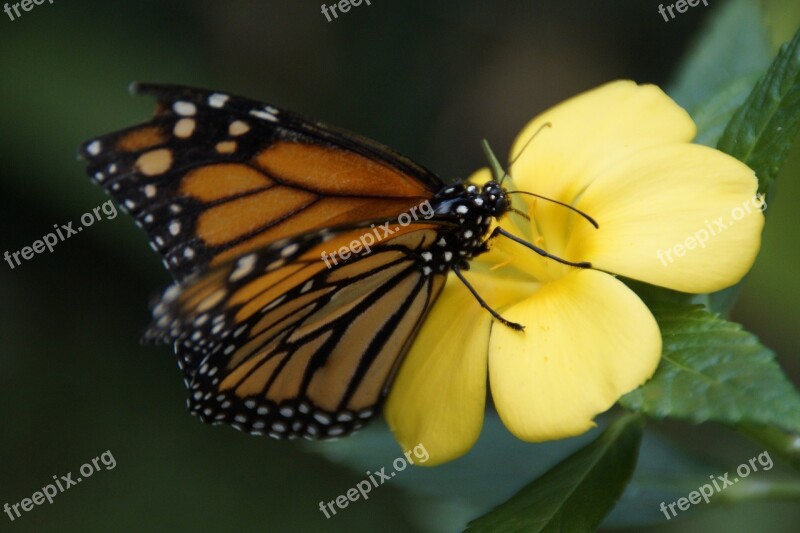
[80,83,442,281]
[81,84,454,438]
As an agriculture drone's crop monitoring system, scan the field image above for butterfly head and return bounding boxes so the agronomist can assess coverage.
[480,180,510,218]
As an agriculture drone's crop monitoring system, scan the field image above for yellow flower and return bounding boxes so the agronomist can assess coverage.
[385,80,765,466]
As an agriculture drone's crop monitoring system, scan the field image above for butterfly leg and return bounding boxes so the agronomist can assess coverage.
[452,265,525,331]
[490,227,592,268]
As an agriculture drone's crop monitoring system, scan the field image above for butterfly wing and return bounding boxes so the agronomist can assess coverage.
[148,223,447,438]
[79,83,443,281]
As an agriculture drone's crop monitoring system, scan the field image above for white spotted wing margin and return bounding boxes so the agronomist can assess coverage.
[144,223,447,440]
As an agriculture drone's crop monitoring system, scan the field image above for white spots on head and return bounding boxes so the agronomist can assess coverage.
[230,253,257,282]
[208,93,229,108]
[474,197,484,206]
[86,140,102,156]
[135,148,173,176]
[173,101,197,116]
[174,118,196,138]
[215,140,237,154]
[250,107,279,122]
[144,184,157,198]
[228,120,250,136]
[169,221,182,236]
[456,205,469,214]
[467,185,478,193]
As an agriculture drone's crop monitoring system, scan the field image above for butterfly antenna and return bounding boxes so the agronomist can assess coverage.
[481,122,552,186]
[506,191,599,228]
[508,122,551,172]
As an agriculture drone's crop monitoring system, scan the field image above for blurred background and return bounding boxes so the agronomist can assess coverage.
[1,0,797,531]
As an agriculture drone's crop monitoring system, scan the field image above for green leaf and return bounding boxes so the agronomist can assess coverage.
[668,0,772,114]
[303,414,598,533]
[464,414,643,533]
[717,25,800,199]
[691,74,762,147]
[621,303,800,433]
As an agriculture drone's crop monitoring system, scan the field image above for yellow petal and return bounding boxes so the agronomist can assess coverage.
[509,80,696,203]
[489,269,661,441]
[568,143,764,293]
[385,268,534,465]
[384,277,489,466]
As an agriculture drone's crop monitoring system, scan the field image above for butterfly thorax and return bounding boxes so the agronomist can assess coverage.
[423,180,508,275]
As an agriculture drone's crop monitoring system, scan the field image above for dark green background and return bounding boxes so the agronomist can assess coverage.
[1,1,797,531]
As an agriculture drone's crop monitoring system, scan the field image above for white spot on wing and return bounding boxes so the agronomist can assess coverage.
[173,101,197,116]
[208,93,229,108]
[86,140,102,156]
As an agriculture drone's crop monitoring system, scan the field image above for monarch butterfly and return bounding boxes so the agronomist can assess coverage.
[79,84,594,440]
